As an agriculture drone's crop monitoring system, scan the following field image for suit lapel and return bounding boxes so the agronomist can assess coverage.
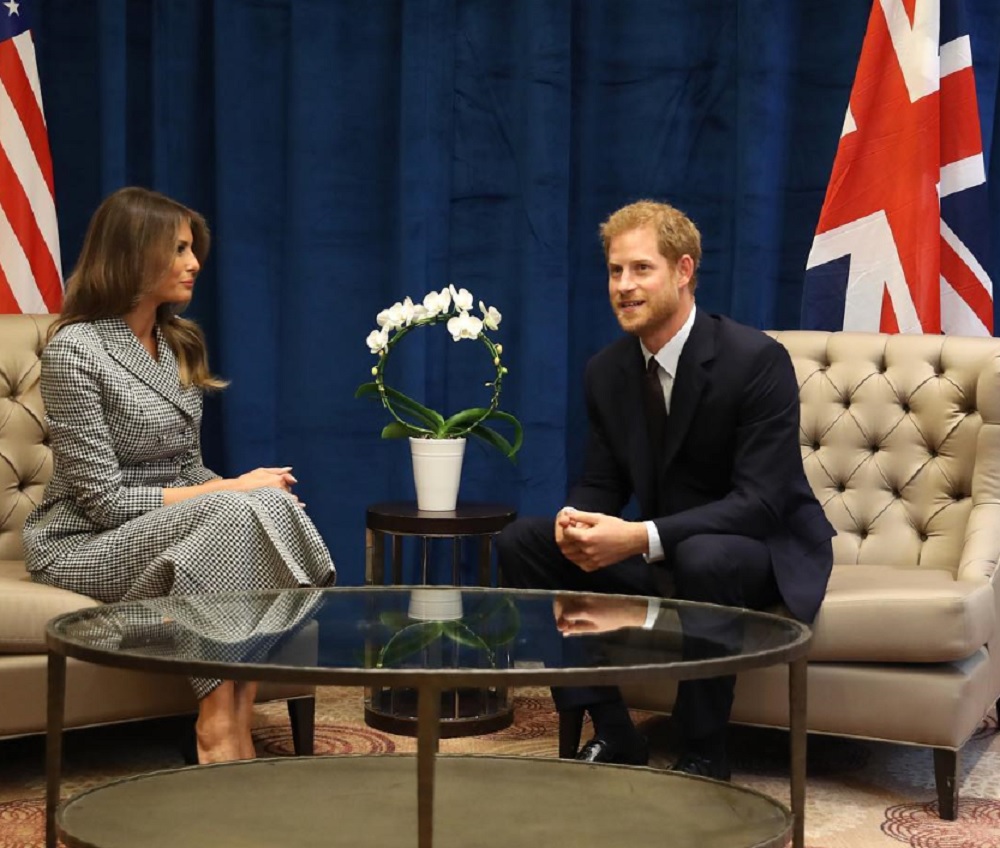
[95,318,191,418]
[659,310,715,472]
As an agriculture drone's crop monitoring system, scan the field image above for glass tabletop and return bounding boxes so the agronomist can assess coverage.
[46,587,810,687]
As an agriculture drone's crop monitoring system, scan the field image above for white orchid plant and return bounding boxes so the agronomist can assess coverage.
[356,284,523,460]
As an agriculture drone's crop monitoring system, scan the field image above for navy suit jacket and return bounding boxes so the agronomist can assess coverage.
[567,310,834,622]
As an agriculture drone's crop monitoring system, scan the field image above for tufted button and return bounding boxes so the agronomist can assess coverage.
[836,483,846,493]
[859,529,869,540]
[811,441,820,450]
[919,532,929,541]
[952,492,965,501]
[842,398,851,409]
[877,361,887,374]
[902,403,911,413]
[891,487,901,498]
[929,448,938,458]
[870,444,880,453]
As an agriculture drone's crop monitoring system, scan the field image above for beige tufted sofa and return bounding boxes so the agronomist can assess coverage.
[0,314,314,749]
[614,330,1000,819]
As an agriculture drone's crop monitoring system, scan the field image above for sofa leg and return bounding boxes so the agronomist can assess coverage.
[287,695,316,756]
[932,748,958,820]
[558,707,585,759]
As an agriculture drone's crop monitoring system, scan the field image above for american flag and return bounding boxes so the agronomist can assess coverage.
[802,0,992,336]
[0,0,61,314]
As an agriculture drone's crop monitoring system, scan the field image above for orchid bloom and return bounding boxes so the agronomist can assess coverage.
[366,327,390,354]
[381,302,403,330]
[479,301,502,331]
[448,284,474,313]
[447,310,483,341]
[384,297,418,329]
[422,290,449,317]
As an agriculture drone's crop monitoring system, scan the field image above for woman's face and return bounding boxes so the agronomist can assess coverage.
[148,219,200,307]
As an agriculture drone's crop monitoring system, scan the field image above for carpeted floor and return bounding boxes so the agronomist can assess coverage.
[0,687,997,847]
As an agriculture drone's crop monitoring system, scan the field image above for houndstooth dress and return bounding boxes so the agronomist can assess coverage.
[22,318,336,698]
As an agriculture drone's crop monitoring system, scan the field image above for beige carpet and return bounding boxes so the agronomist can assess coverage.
[0,687,997,847]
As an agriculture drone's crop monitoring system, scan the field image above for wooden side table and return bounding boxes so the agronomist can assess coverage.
[364,502,517,737]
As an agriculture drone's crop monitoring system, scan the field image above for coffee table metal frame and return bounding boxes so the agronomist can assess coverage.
[45,586,811,848]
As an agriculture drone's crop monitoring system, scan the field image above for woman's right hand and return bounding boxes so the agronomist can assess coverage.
[163,467,304,507]
[231,467,298,493]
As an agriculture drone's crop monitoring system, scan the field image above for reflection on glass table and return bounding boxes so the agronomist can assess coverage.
[46,587,811,848]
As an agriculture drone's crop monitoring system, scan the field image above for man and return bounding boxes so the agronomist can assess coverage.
[498,199,834,779]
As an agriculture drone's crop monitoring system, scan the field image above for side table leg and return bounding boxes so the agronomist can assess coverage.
[46,650,66,848]
[416,685,441,848]
[366,528,386,585]
[478,536,492,586]
[392,535,403,584]
[789,656,808,848]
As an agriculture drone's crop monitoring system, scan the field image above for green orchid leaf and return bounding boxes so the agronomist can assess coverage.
[357,382,445,432]
[479,598,521,647]
[442,407,491,434]
[442,621,495,664]
[461,595,507,623]
[385,386,444,430]
[377,621,444,668]
[381,421,421,439]
[466,424,513,457]
[485,410,523,455]
[459,597,520,648]
[380,386,446,431]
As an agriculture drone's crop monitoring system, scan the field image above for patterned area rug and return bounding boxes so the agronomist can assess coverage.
[0,688,996,847]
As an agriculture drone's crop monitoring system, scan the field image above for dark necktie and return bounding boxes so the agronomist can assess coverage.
[643,357,668,466]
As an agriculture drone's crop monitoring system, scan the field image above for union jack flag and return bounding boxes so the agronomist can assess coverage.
[802,0,992,336]
[0,0,61,314]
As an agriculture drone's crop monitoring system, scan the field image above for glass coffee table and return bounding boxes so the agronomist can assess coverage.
[45,587,811,848]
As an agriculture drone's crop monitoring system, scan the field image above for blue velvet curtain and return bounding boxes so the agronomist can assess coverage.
[31,0,1000,584]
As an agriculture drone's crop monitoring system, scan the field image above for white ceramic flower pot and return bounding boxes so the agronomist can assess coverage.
[409,437,466,511]
[408,588,464,621]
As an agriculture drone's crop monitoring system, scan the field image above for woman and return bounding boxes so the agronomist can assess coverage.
[22,186,336,764]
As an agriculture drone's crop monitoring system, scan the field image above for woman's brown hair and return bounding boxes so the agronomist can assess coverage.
[52,187,226,389]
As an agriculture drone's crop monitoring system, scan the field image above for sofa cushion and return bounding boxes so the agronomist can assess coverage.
[808,565,995,663]
[0,560,100,654]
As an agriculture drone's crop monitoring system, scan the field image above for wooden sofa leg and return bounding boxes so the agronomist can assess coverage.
[932,748,958,820]
[558,707,585,759]
[287,695,316,756]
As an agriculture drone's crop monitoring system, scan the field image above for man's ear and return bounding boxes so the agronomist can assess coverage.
[676,254,695,288]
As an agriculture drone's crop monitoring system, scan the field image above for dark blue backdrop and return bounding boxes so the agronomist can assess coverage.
[29,0,1000,584]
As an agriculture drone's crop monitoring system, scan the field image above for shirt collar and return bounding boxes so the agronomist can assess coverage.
[641,305,696,379]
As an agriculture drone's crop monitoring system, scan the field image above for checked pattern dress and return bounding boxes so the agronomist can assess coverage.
[22,318,335,698]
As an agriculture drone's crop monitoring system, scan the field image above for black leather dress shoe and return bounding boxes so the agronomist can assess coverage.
[671,752,732,781]
[575,736,650,766]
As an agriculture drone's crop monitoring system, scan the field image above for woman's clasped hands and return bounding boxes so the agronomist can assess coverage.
[231,467,303,506]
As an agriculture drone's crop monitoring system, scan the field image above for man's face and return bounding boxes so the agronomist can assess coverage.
[607,225,691,348]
